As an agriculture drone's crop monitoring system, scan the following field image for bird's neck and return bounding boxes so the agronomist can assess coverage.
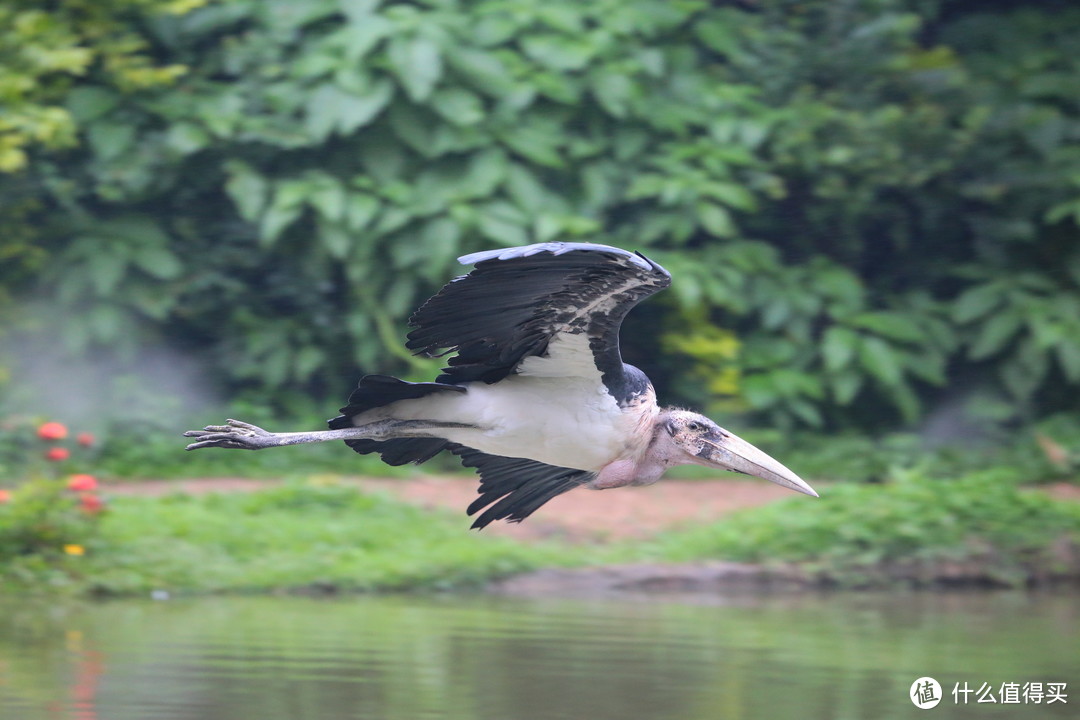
[633,427,683,485]
[593,425,678,490]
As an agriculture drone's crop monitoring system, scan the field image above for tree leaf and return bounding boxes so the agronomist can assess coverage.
[952,284,1003,323]
[309,178,347,222]
[318,220,353,260]
[345,193,381,232]
[261,204,303,246]
[822,326,860,371]
[832,371,864,405]
[225,163,269,222]
[888,382,921,424]
[340,11,393,62]
[305,80,393,140]
[87,122,134,160]
[478,206,528,246]
[165,123,210,155]
[860,336,903,387]
[458,148,507,198]
[968,312,1022,360]
[134,246,183,280]
[445,46,516,98]
[788,398,823,427]
[500,124,563,167]
[848,312,924,343]
[87,251,127,296]
[698,202,736,237]
[591,71,632,118]
[337,79,395,134]
[521,34,594,71]
[431,87,485,126]
[505,163,548,213]
[702,181,757,211]
[905,351,947,386]
[388,35,443,102]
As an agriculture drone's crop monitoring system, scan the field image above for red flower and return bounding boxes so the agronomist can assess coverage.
[0,489,10,504]
[79,494,105,514]
[45,447,70,462]
[38,422,68,441]
[67,474,98,492]
[76,432,95,447]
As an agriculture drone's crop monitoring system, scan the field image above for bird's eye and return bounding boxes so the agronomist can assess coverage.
[688,421,703,432]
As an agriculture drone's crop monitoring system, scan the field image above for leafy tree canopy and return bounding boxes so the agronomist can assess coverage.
[2,0,1079,432]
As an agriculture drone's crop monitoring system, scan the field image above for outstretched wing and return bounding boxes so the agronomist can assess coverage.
[405,242,671,403]
[451,446,595,529]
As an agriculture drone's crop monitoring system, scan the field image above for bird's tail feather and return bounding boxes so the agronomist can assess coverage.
[328,374,465,466]
[452,448,595,529]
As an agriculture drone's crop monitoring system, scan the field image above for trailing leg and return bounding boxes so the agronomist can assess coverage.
[183,418,475,451]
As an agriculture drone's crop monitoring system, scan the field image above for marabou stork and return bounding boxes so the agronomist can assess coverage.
[184,242,817,528]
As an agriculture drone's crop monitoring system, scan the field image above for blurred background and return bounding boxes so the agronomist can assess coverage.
[1,0,1078,718]
[3,0,1080,446]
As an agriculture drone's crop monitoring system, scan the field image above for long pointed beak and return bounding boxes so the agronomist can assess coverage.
[699,431,819,497]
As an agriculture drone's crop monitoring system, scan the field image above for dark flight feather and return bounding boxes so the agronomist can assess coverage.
[450,446,595,529]
[405,242,670,401]
[328,375,465,466]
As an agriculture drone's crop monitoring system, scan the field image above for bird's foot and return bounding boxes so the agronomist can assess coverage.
[183,419,276,450]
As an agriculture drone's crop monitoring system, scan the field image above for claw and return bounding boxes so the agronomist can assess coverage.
[185,439,245,451]
[225,419,261,431]
[181,418,272,451]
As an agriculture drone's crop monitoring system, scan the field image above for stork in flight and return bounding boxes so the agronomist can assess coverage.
[184,242,817,528]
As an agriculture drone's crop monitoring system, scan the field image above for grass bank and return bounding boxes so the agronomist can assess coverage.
[647,469,1080,588]
[0,482,581,596]
[2,469,1079,597]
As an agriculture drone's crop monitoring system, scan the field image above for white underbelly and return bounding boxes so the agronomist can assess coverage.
[376,376,648,471]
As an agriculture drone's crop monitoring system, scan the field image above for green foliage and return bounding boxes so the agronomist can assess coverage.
[746,411,1080,485]
[652,468,1080,587]
[2,0,1080,433]
[0,480,568,595]
[0,0,203,171]
[0,478,105,565]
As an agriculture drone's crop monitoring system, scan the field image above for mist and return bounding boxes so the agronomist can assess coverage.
[2,327,219,437]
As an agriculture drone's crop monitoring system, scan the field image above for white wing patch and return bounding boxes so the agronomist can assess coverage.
[516,333,602,381]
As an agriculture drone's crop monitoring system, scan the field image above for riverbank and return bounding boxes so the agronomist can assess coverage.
[2,473,1079,597]
[108,476,810,542]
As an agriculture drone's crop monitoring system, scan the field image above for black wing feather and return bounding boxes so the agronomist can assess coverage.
[405,242,670,396]
[328,375,465,466]
[451,446,595,529]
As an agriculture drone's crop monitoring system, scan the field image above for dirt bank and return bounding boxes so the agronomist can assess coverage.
[111,475,807,541]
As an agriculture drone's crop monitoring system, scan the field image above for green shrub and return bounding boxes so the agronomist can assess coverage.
[0,477,106,562]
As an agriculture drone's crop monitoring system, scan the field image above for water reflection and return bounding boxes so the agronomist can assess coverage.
[0,591,1075,719]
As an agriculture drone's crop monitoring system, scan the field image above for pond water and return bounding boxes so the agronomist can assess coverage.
[0,590,1075,719]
